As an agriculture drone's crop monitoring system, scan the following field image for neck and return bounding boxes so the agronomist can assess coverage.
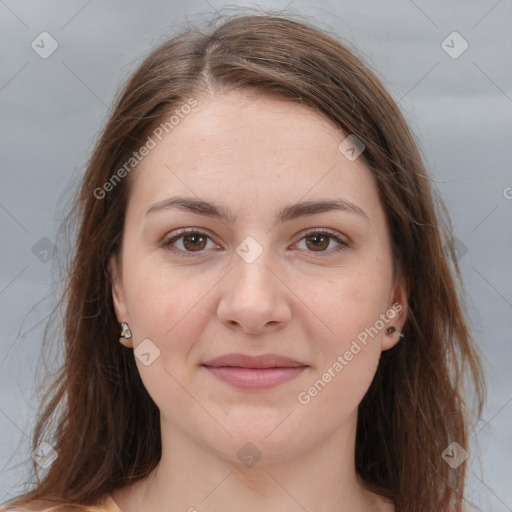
[123,410,385,512]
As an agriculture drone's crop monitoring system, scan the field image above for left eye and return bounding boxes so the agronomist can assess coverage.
[294,231,348,253]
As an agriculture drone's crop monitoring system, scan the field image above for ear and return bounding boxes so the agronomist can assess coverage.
[109,254,133,348]
[382,275,408,351]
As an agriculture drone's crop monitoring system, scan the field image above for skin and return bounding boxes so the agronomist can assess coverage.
[109,90,407,512]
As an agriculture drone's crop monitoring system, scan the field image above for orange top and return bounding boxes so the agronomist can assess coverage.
[8,493,121,512]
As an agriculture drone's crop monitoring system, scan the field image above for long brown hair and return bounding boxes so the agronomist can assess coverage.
[1,11,485,512]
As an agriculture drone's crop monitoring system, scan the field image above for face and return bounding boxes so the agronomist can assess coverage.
[110,90,407,465]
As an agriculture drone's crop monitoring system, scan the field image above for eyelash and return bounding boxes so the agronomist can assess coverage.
[161,227,350,258]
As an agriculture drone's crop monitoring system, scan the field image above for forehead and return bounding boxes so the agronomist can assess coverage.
[126,91,383,224]
[166,91,343,160]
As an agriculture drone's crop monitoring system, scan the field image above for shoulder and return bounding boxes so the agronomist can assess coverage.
[1,503,74,512]
[0,493,119,512]
[0,503,54,512]
[0,501,50,512]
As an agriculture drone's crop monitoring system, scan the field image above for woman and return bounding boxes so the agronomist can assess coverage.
[1,11,485,512]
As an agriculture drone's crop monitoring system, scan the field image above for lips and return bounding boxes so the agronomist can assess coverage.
[202,353,307,369]
[202,353,309,389]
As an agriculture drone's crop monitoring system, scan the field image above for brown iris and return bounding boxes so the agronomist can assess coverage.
[182,234,207,251]
[305,234,329,251]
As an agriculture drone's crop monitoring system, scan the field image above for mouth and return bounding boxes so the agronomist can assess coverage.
[201,353,309,389]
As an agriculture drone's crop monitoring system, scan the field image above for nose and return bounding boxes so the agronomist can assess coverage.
[216,251,292,335]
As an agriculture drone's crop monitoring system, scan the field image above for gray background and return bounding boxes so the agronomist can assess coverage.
[1,0,511,510]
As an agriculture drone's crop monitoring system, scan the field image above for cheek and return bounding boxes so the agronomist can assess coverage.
[297,276,387,418]
[120,250,200,346]
[297,260,392,402]
[120,255,214,404]
[308,265,393,342]
[297,349,379,431]
[121,253,229,393]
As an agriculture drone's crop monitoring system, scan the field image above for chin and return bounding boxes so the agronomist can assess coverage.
[203,420,313,465]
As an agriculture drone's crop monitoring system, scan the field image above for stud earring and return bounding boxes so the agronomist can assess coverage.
[119,322,132,342]
[385,326,404,339]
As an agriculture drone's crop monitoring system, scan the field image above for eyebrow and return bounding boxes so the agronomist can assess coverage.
[145,196,370,223]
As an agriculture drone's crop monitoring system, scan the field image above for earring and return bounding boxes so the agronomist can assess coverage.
[120,322,132,341]
[385,326,404,339]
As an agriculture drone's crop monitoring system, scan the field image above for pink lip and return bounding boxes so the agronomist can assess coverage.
[204,366,307,389]
[202,353,309,389]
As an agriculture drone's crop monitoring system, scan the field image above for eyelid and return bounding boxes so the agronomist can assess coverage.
[290,228,351,254]
[292,227,350,245]
[161,227,221,256]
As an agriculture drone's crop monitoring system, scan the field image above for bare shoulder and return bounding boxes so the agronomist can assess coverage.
[1,503,65,512]
[0,501,45,512]
[0,503,52,512]
[0,494,118,511]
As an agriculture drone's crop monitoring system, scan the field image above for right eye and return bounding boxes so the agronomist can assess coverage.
[161,228,221,256]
